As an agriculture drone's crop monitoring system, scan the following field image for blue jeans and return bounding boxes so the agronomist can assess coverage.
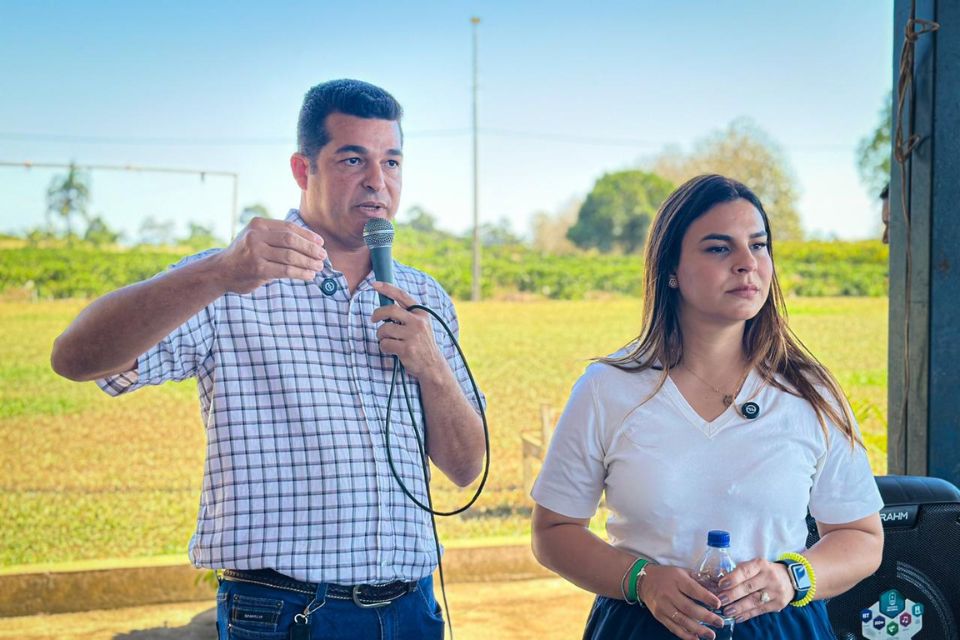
[216,574,444,640]
[583,595,836,640]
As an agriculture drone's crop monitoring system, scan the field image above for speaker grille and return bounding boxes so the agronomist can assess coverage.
[806,477,960,640]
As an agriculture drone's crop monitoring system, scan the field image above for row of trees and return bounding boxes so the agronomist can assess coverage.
[538,104,892,254]
[30,102,893,255]
[551,119,805,254]
[34,166,274,249]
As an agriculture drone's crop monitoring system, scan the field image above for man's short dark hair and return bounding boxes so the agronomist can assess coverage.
[297,79,403,171]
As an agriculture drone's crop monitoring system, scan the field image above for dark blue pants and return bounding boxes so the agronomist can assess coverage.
[583,595,837,640]
[216,574,444,640]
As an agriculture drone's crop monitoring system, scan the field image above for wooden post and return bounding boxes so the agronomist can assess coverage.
[540,403,554,446]
[521,404,556,493]
[888,0,960,486]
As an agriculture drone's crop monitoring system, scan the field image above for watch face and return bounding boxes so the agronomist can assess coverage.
[789,563,812,590]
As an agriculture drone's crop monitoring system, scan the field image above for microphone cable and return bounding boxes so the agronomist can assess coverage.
[381,303,490,640]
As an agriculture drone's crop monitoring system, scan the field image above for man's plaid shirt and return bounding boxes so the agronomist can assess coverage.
[98,210,483,585]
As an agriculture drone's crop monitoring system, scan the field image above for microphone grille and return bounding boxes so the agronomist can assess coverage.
[363,218,394,248]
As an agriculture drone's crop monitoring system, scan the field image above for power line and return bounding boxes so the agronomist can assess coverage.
[0,132,291,145]
[0,129,853,152]
[482,128,851,152]
[0,129,472,146]
[484,128,668,148]
[0,160,237,178]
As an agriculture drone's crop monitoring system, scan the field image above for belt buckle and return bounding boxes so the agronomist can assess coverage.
[352,584,392,609]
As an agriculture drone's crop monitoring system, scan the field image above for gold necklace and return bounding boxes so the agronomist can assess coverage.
[682,364,749,407]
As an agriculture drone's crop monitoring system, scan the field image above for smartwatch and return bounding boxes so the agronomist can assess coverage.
[776,559,812,604]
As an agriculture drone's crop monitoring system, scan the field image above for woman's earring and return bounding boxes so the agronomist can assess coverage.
[668,275,679,288]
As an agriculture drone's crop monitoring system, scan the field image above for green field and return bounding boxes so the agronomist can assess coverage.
[0,297,888,567]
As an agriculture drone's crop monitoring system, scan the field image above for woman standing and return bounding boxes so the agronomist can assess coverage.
[531,174,883,640]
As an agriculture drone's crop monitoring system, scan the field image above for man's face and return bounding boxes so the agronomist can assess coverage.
[294,112,402,248]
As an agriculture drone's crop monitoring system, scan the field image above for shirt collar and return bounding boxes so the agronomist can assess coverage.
[286,208,336,278]
[285,209,381,291]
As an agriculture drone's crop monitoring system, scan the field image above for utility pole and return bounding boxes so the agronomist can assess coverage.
[471,16,481,301]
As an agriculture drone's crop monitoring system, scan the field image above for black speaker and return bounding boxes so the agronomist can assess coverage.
[805,475,960,640]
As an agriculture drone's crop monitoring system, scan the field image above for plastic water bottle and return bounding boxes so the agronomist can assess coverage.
[694,530,736,640]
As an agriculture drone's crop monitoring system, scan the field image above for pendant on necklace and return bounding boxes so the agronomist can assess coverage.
[722,394,734,407]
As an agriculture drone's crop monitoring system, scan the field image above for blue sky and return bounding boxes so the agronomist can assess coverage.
[0,1,893,242]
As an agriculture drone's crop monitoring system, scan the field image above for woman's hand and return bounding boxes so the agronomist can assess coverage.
[715,558,794,623]
[638,564,726,640]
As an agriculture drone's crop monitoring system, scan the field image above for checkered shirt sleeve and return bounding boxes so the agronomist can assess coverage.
[96,212,484,584]
[96,249,219,396]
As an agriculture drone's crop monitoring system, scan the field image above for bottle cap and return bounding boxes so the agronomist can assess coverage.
[707,530,730,548]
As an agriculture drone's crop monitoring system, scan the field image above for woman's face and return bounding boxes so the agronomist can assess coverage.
[673,198,773,326]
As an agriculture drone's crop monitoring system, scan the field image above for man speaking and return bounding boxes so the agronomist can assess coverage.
[51,79,486,640]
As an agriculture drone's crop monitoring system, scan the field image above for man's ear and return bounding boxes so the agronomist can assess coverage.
[290,153,310,190]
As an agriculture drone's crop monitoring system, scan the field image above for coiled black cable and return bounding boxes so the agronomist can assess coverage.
[381,303,490,640]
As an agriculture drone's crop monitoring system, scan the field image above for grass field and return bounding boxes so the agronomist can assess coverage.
[0,297,888,567]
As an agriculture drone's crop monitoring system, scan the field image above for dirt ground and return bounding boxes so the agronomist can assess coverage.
[0,577,596,640]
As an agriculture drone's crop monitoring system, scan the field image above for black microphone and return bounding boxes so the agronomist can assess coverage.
[363,218,395,306]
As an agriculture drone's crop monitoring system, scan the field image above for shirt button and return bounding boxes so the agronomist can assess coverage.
[320,278,338,296]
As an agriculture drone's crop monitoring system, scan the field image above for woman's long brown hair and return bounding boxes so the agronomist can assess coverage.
[600,174,861,447]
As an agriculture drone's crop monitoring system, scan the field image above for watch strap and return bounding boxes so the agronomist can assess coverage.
[776,552,816,607]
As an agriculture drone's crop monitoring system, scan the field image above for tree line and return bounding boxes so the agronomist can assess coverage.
[25,169,272,250]
[537,107,891,254]
[21,104,892,255]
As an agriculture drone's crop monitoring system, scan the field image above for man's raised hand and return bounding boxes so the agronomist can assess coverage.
[213,217,327,294]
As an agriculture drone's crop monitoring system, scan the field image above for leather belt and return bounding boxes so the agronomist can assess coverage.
[222,569,418,608]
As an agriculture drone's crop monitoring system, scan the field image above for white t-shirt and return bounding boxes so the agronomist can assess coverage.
[531,361,884,569]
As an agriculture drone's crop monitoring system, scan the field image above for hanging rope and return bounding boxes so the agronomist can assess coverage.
[893,0,939,466]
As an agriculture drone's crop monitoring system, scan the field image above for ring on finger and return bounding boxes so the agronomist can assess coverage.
[671,609,681,622]
[759,590,771,604]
